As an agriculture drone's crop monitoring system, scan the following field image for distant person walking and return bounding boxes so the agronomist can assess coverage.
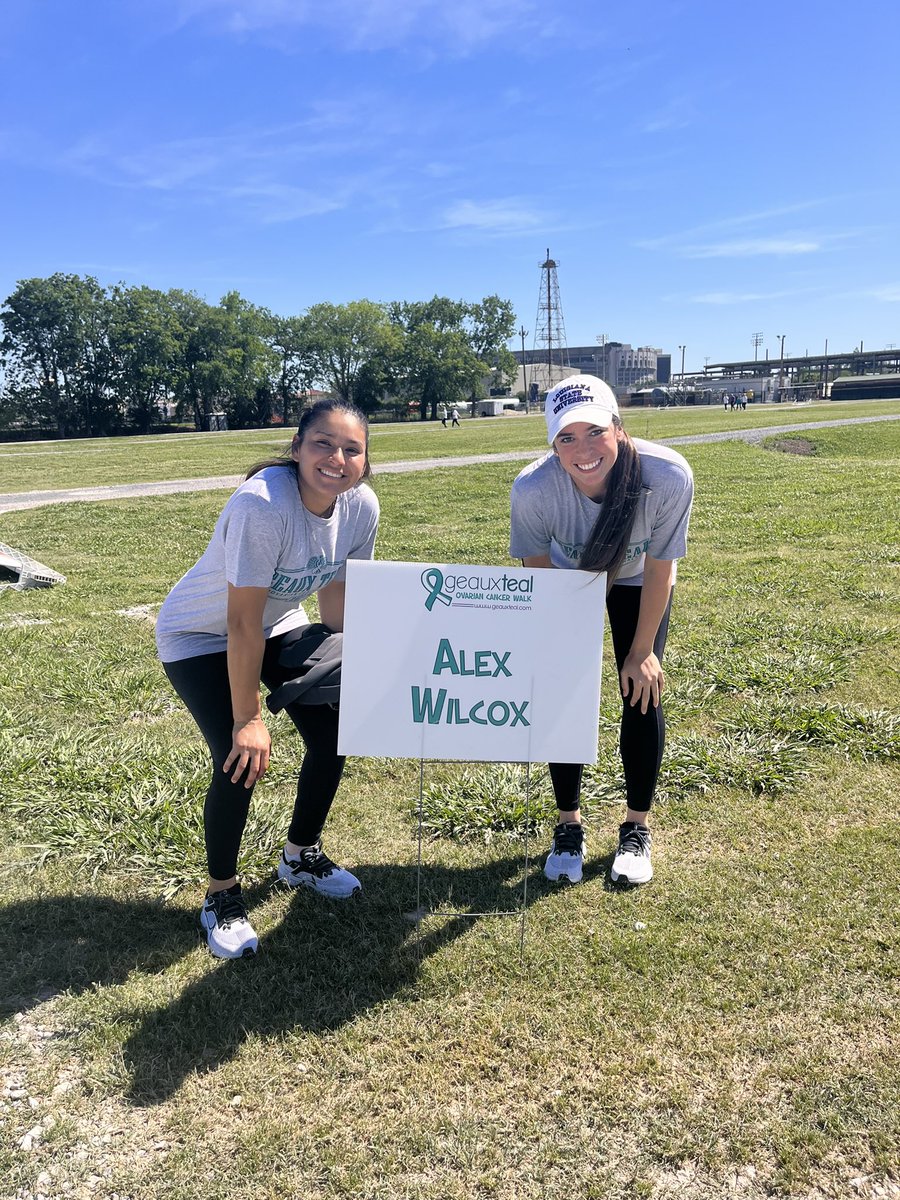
[509,375,694,887]
[439,405,448,427]
[155,398,379,959]
[450,406,460,427]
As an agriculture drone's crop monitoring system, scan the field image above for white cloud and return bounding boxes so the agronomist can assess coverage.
[174,0,537,53]
[637,201,839,258]
[224,182,344,222]
[422,161,459,179]
[640,98,694,134]
[680,238,821,258]
[440,198,545,235]
[59,126,368,225]
[867,283,900,302]
[690,291,775,305]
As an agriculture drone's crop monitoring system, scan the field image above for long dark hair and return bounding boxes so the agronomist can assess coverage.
[578,418,643,583]
[245,397,372,482]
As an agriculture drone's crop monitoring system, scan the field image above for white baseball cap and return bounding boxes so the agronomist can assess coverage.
[544,374,619,445]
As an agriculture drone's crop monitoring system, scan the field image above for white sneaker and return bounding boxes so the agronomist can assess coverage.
[199,886,258,958]
[278,844,361,898]
[610,822,653,885]
[544,822,585,884]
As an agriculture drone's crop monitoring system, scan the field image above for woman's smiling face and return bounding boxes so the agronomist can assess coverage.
[291,410,368,514]
[553,419,621,499]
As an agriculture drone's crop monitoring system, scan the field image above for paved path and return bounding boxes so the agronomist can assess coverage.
[1,414,898,514]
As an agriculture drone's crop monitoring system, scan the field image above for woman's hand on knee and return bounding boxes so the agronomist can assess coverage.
[224,717,271,787]
[620,651,664,715]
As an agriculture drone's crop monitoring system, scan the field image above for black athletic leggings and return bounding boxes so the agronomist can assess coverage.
[549,582,673,816]
[163,626,344,881]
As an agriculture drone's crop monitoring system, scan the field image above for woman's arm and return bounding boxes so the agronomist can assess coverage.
[316,580,346,631]
[224,582,272,787]
[619,555,675,715]
[521,554,553,569]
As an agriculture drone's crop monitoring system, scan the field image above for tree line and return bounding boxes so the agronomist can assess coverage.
[0,274,519,437]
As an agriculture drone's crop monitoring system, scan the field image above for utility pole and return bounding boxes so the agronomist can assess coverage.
[519,325,529,413]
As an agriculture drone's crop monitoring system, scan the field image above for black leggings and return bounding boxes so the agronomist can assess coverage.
[549,583,673,816]
[163,627,344,880]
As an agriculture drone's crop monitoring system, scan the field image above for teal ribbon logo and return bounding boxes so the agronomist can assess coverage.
[421,567,452,611]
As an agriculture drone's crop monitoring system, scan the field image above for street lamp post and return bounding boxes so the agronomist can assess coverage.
[776,334,786,401]
[678,344,686,389]
[595,333,607,383]
[519,325,529,414]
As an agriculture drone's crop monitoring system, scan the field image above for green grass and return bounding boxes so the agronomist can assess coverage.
[2,396,899,493]
[0,420,898,1199]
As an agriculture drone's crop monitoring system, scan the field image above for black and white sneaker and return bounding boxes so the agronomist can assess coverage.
[277,844,361,898]
[544,822,585,884]
[610,821,653,885]
[199,885,258,959]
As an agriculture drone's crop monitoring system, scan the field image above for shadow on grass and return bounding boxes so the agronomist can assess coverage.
[0,892,195,1017]
[0,852,616,1105]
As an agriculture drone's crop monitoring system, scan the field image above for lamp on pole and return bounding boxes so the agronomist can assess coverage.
[594,333,607,383]
[678,344,686,387]
[776,334,786,401]
[519,325,529,413]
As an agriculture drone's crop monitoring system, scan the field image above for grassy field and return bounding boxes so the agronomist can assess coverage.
[2,398,900,494]
[0,416,898,1200]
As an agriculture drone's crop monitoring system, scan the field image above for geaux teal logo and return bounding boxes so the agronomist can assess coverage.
[420,567,453,611]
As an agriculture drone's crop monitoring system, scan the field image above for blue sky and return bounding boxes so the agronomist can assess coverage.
[2,0,899,370]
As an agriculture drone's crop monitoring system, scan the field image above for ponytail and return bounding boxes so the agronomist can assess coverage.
[578,420,643,583]
[245,451,297,482]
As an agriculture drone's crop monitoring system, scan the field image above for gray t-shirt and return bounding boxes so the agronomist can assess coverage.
[509,438,693,586]
[156,465,379,662]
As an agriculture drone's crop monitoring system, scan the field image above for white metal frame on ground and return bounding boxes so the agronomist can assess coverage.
[411,759,535,959]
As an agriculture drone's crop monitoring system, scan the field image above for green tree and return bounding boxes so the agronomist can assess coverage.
[389,298,485,420]
[305,300,398,411]
[1,274,114,437]
[217,292,280,428]
[388,295,517,420]
[108,285,181,433]
[268,314,315,425]
[166,290,228,430]
[464,294,517,412]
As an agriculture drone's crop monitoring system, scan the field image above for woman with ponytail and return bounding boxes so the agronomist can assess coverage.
[509,375,693,886]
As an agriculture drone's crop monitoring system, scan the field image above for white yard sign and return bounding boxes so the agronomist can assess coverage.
[338,560,605,763]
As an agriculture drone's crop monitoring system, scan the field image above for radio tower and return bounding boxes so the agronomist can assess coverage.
[532,249,570,395]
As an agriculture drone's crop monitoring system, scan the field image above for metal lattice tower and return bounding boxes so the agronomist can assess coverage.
[531,249,570,395]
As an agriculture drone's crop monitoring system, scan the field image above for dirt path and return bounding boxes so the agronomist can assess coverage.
[2,414,898,514]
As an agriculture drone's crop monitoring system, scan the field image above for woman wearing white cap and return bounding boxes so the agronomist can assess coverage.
[509,375,694,885]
